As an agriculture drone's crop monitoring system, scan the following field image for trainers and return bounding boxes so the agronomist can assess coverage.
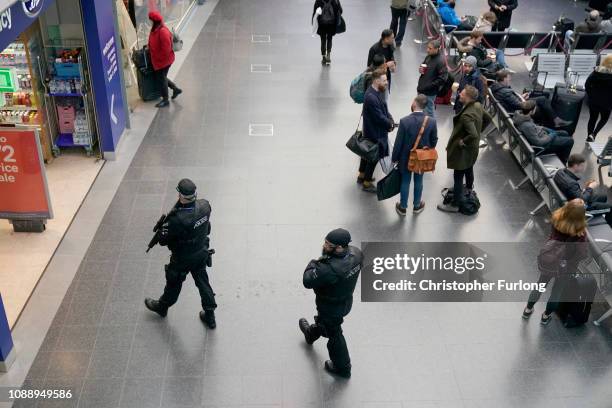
[325,53,331,64]
[357,176,375,184]
[413,201,425,214]
[144,298,167,317]
[395,41,402,47]
[171,88,183,100]
[553,117,572,128]
[321,55,326,65]
[199,310,216,329]
[586,135,595,143]
[522,307,534,319]
[540,312,552,325]
[437,203,459,213]
[362,182,377,193]
[155,100,169,108]
[395,202,407,216]
[324,360,351,378]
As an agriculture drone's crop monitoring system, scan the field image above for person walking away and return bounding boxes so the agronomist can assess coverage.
[585,54,612,142]
[438,85,490,212]
[473,11,497,32]
[358,70,395,192]
[390,0,410,47]
[453,56,484,113]
[488,0,517,31]
[512,101,575,165]
[313,0,343,64]
[392,94,438,215]
[522,199,588,325]
[417,40,448,117]
[367,30,396,94]
[554,154,611,212]
[147,11,182,108]
[144,179,217,329]
[299,229,363,378]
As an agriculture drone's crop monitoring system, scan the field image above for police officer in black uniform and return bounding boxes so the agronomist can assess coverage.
[144,179,217,329]
[298,228,363,378]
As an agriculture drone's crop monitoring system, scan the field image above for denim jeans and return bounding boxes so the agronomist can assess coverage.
[399,171,424,209]
[424,94,436,117]
[495,49,508,68]
[544,128,574,164]
[390,7,408,44]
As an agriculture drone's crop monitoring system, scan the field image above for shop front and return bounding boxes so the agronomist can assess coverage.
[0,0,128,328]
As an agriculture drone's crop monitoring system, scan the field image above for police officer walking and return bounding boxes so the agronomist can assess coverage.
[298,228,363,378]
[144,179,217,329]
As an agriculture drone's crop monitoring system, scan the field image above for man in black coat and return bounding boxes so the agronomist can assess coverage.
[144,179,217,329]
[359,70,395,192]
[299,228,363,378]
[490,71,571,129]
[392,94,438,216]
[488,0,518,31]
[367,29,396,93]
[554,154,610,211]
[416,40,448,118]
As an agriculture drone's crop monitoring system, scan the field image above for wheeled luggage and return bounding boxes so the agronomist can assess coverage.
[556,273,598,327]
[551,83,585,136]
[136,69,162,102]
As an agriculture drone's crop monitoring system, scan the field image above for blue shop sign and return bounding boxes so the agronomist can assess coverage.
[0,0,54,51]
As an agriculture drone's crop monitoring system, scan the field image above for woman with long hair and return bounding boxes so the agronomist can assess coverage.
[522,199,589,325]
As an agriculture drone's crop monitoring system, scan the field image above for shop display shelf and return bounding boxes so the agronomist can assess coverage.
[48,92,82,97]
[56,133,91,147]
[0,105,37,110]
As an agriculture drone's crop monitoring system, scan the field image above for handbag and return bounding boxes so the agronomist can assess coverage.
[408,116,438,173]
[376,166,401,201]
[346,115,379,163]
[336,16,346,34]
[537,239,567,277]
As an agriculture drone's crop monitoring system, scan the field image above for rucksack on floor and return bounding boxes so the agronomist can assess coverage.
[350,71,368,104]
[320,0,336,25]
[441,188,481,215]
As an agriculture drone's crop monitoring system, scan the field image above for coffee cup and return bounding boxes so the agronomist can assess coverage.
[419,64,428,74]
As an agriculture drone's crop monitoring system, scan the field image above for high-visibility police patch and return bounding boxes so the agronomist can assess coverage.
[194,216,209,229]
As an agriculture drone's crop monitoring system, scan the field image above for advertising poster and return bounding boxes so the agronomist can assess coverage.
[0,129,52,219]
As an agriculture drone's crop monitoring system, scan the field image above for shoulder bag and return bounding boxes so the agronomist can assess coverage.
[407,116,438,173]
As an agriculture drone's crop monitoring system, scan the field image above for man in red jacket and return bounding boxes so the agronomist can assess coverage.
[148,11,182,107]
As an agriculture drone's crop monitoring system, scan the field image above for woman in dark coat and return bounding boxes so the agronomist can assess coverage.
[585,55,612,142]
[312,0,342,64]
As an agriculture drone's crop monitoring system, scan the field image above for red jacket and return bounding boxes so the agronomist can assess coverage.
[147,11,175,71]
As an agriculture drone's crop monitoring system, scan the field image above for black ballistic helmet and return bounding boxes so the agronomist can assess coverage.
[325,228,352,247]
[177,178,197,199]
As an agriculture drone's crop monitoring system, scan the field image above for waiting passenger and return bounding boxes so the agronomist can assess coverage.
[456,31,509,74]
[566,10,603,49]
[453,56,485,113]
[585,55,612,142]
[488,0,518,32]
[490,71,571,129]
[358,70,395,192]
[438,0,474,31]
[417,40,448,117]
[523,199,588,325]
[364,54,387,92]
[473,11,497,32]
[554,154,611,212]
[512,101,574,165]
[392,94,438,216]
[367,30,396,92]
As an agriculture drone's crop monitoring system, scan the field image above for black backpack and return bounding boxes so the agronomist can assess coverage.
[320,0,336,25]
[442,188,481,215]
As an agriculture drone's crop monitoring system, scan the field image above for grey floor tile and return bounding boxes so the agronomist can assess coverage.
[78,378,122,408]
[118,378,163,408]
[85,348,130,379]
[46,351,91,379]
[161,377,203,407]
[126,346,169,378]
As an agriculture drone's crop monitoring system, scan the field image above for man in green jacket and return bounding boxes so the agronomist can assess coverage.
[438,85,491,213]
[390,0,411,47]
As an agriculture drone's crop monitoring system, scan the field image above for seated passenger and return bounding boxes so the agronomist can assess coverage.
[453,56,485,113]
[554,154,611,212]
[513,100,574,164]
[438,0,474,31]
[490,71,571,128]
[473,11,497,32]
[457,31,508,73]
[566,10,603,48]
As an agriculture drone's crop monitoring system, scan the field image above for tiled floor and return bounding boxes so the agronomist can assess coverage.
[14,0,612,407]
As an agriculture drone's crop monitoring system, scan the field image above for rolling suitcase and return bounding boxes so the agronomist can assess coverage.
[551,83,585,136]
[556,274,598,327]
[136,69,162,102]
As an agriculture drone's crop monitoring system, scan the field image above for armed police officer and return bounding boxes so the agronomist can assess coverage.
[298,228,363,378]
[144,178,217,329]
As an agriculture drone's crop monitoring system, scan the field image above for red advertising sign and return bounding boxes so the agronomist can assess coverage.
[0,129,52,219]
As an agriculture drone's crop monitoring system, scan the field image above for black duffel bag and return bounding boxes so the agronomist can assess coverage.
[346,129,379,163]
[442,188,481,215]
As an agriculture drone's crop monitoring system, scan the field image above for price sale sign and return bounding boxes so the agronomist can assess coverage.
[0,130,52,219]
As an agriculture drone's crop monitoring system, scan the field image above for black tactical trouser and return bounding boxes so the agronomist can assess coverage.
[159,255,217,311]
[306,314,351,373]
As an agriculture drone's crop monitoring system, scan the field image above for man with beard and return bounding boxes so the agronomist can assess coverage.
[358,69,395,192]
[298,228,363,378]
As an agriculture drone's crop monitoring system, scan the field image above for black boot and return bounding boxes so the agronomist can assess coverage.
[298,318,320,345]
[155,99,169,108]
[200,310,216,329]
[324,360,351,378]
[144,298,167,317]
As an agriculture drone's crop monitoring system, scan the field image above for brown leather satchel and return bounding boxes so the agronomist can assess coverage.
[408,116,438,173]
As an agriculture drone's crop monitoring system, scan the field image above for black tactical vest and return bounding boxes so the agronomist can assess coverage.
[167,199,211,257]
